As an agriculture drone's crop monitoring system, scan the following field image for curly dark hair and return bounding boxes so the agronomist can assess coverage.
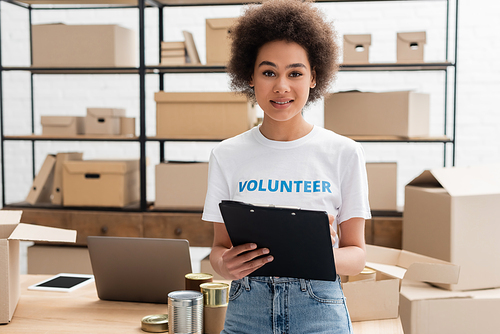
[227,0,339,105]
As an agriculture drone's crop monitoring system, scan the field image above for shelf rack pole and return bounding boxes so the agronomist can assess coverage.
[139,0,147,210]
[442,0,450,167]
[452,0,459,166]
[0,0,5,206]
[158,4,166,163]
[29,5,35,179]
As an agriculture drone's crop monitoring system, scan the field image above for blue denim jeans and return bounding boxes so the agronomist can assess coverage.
[221,276,352,334]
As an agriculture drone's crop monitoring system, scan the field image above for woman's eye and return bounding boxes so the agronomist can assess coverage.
[289,72,303,78]
[263,70,275,77]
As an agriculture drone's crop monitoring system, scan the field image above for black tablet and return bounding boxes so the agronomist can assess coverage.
[28,273,94,292]
[219,200,336,281]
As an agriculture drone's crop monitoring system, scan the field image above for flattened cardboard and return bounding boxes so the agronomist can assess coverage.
[155,162,208,210]
[342,244,459,322]
[324,91,430,138]
[155,92,257,139]
[366,162,397,211]
[403,164,500,291]
[206,17,237,65]
[160,56,186,65]
[182,30,200,64]
[397,31,426,63]
[41,116,85,136]
[0,211,76,324]
[62,159,140,207]
[343,34,372,64]
[161,41,185,50]
[51,152,84,205]
[85,108,126,135]
[400,281,500,334]
[25,154,56,205]
[32,24,136,67]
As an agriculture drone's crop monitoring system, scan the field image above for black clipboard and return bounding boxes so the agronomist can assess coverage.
[219,200,337,281]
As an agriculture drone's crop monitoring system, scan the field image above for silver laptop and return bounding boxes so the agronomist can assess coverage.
[87,236,192,304]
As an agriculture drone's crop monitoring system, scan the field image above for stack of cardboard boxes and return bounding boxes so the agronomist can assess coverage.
[400,164,500,333]
[41,108,135,137]
[160,41,187,66]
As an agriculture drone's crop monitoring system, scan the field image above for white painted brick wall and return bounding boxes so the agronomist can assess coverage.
[1,0,499,207]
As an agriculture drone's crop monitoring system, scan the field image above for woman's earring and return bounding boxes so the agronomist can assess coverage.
[311,83,317,88]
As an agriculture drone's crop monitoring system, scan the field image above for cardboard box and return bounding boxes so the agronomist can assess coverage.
[400,281,500,334]
[342,244,459,322]
[32,24,136,67]
[366,162,397,211]
[85,108,126,135]
[397,31,426,63]
[206,18,237,65]
[28,244,92,275]
[41,116,85,136]
[62,159,140,207]
[343,34,372,64]
[200,254,225,281]
[120,117,135,136]
[51,152,84,205]
[403,165,500,291]
[0,210,76,324]
[25,154,56,205]
[155,92,257,139]
[324,91,430,138]
[155,162,208,210]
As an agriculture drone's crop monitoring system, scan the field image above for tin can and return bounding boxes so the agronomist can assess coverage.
[185,273,213,292]
[200,282,229,334]
[168,290,203,334]
[141,314,169,333]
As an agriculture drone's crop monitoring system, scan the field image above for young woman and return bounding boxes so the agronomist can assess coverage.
[202,1,371,333]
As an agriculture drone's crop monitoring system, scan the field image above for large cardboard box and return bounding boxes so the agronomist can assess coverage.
[206,18,237,65]
[85,108,126,135]
[41,116,85,136]
[28,244,92,275]
[155,92,257,139]
[155,162,208,210]
[62,160,140,207]
[25,154,56,205]
[51,152,84,205]
[342,244,459,322]
[200,254,225,281]
[343,34,372,64]
[324,91,430,138]
[32,24,136,67]
[403,165,500,291]
[366,162,397,211]
[397,31,426,63]
[0,211,77,324]
[400,281,500,334]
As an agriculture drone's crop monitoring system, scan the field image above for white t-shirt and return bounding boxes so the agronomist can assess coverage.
[202,126,371,247]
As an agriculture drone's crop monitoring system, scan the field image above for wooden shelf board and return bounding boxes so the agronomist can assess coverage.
[348,135,452,142]
[12,0,447,6]
[4,134,139,141]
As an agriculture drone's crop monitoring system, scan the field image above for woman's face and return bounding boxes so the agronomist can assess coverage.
[250,40,316,123]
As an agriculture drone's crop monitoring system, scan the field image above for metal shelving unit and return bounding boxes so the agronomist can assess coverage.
[0,0,459,213]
